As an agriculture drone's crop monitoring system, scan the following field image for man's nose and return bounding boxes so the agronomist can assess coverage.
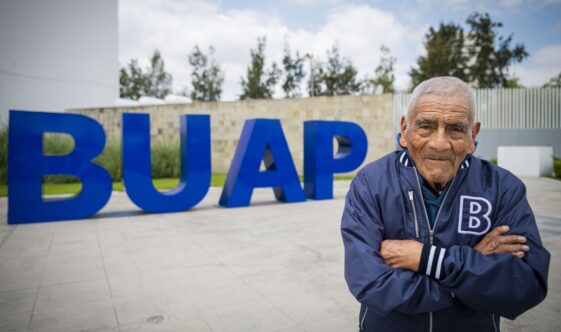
[429,127,451,151]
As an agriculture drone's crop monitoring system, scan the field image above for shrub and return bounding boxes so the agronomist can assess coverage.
[42,133,77,183]
[95,139,122,182]
[554,159,561,179]
[150,140,181,178]
[0,124,190,184]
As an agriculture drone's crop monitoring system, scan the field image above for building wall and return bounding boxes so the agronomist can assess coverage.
[69,94,395,175]
[476,129,561,160]
[0,0,118,124]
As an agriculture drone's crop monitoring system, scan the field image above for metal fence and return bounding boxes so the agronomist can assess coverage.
[393,88,561,130]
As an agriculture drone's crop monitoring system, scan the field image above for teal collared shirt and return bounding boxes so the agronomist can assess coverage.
[420,178,452,228]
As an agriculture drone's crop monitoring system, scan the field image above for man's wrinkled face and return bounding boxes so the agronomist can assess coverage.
[399,94,480,192]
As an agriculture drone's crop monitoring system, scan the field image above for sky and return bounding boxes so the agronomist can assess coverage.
[119,0,561,100]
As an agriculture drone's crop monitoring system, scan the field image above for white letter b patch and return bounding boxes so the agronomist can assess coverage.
[458,195,492,235]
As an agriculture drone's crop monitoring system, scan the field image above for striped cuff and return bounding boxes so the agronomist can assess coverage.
[419,245,447,280]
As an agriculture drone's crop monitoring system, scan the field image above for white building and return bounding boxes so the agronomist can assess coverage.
[0,0,118,124]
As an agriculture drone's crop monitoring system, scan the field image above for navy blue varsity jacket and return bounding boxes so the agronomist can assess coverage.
[341,150,550,332]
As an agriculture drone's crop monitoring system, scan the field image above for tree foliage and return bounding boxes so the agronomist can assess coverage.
[307,44,361,96]
[119,59,146,100]
[306,55,324,97]
[409,23,468,88]
[119,50,173,100]
[369,45,396,94]
[542,72,561,88]
[505,75,524,88]
[466,12,528,88]
[188,45,225,102]
[144,49,173,98]
[409,12,528,89]
[240,36,281,100]
[323,44,361,95]
[281,41,305,98]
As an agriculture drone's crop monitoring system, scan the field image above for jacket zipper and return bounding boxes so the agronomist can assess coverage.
[412,167,457,332]
[408,191,420,239]
[360,307,368,331]
[429,312,433,332]
[412,167,457,245]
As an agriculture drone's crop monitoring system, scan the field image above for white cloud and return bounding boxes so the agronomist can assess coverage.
[533,44,561,66]
[119,1,427,100]
[288,0,341,5]
[511,44,561,86]
[120,0,290,99]
[288,4,424,91]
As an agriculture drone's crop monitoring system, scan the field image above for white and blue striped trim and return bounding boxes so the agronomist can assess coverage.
[424,246,447,280]
[398,150,415,167]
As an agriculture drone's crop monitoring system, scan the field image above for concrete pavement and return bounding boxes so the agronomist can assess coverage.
[0,177,559,331]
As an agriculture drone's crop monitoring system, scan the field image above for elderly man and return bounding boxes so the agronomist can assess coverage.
[341,76,550,331]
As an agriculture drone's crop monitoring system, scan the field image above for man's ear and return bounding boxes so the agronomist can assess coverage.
[399,116,408,148]
[469,122,481,153]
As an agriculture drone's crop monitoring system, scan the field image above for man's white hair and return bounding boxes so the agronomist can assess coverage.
[407,76,475,125]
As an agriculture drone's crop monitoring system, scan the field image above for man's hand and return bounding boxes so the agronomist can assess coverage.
[474,225,529,258]
[380,240,423,272]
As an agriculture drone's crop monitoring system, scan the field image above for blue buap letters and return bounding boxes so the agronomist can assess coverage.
[7,110,368,224]
[303,120,368,200]
[8,111,112,224]
[122,113,211,212]
[218,119,306,207]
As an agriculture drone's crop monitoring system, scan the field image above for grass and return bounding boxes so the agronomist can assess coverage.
[0,174,356,197]
[553,159,561,181]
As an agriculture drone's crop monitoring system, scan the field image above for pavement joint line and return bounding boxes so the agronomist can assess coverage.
[0,224,16,249]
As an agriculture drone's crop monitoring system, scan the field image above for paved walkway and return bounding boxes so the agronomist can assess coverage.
[0,177,559,332]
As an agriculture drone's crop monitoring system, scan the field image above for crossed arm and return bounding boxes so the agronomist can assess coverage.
[342,172,549,318]
[380,225,529,272]
[377,222,548,319]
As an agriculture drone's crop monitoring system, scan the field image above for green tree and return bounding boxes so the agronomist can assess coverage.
[240,36,281,100]
[466,12,528,88]
[543,72,561,88]
[505,75,524,88]
[281,41,305,98]
[188,45,225,102]
[322,44,361,96]
[306,55,324,97]
[119,59,146,100]
[369,45,396,94]
[409,22,468,88]
[144,49,173,98]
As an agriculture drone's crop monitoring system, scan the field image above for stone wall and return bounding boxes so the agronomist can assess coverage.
[69,94,395,174]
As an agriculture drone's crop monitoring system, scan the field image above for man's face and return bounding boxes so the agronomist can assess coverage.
[399,94,480,191]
